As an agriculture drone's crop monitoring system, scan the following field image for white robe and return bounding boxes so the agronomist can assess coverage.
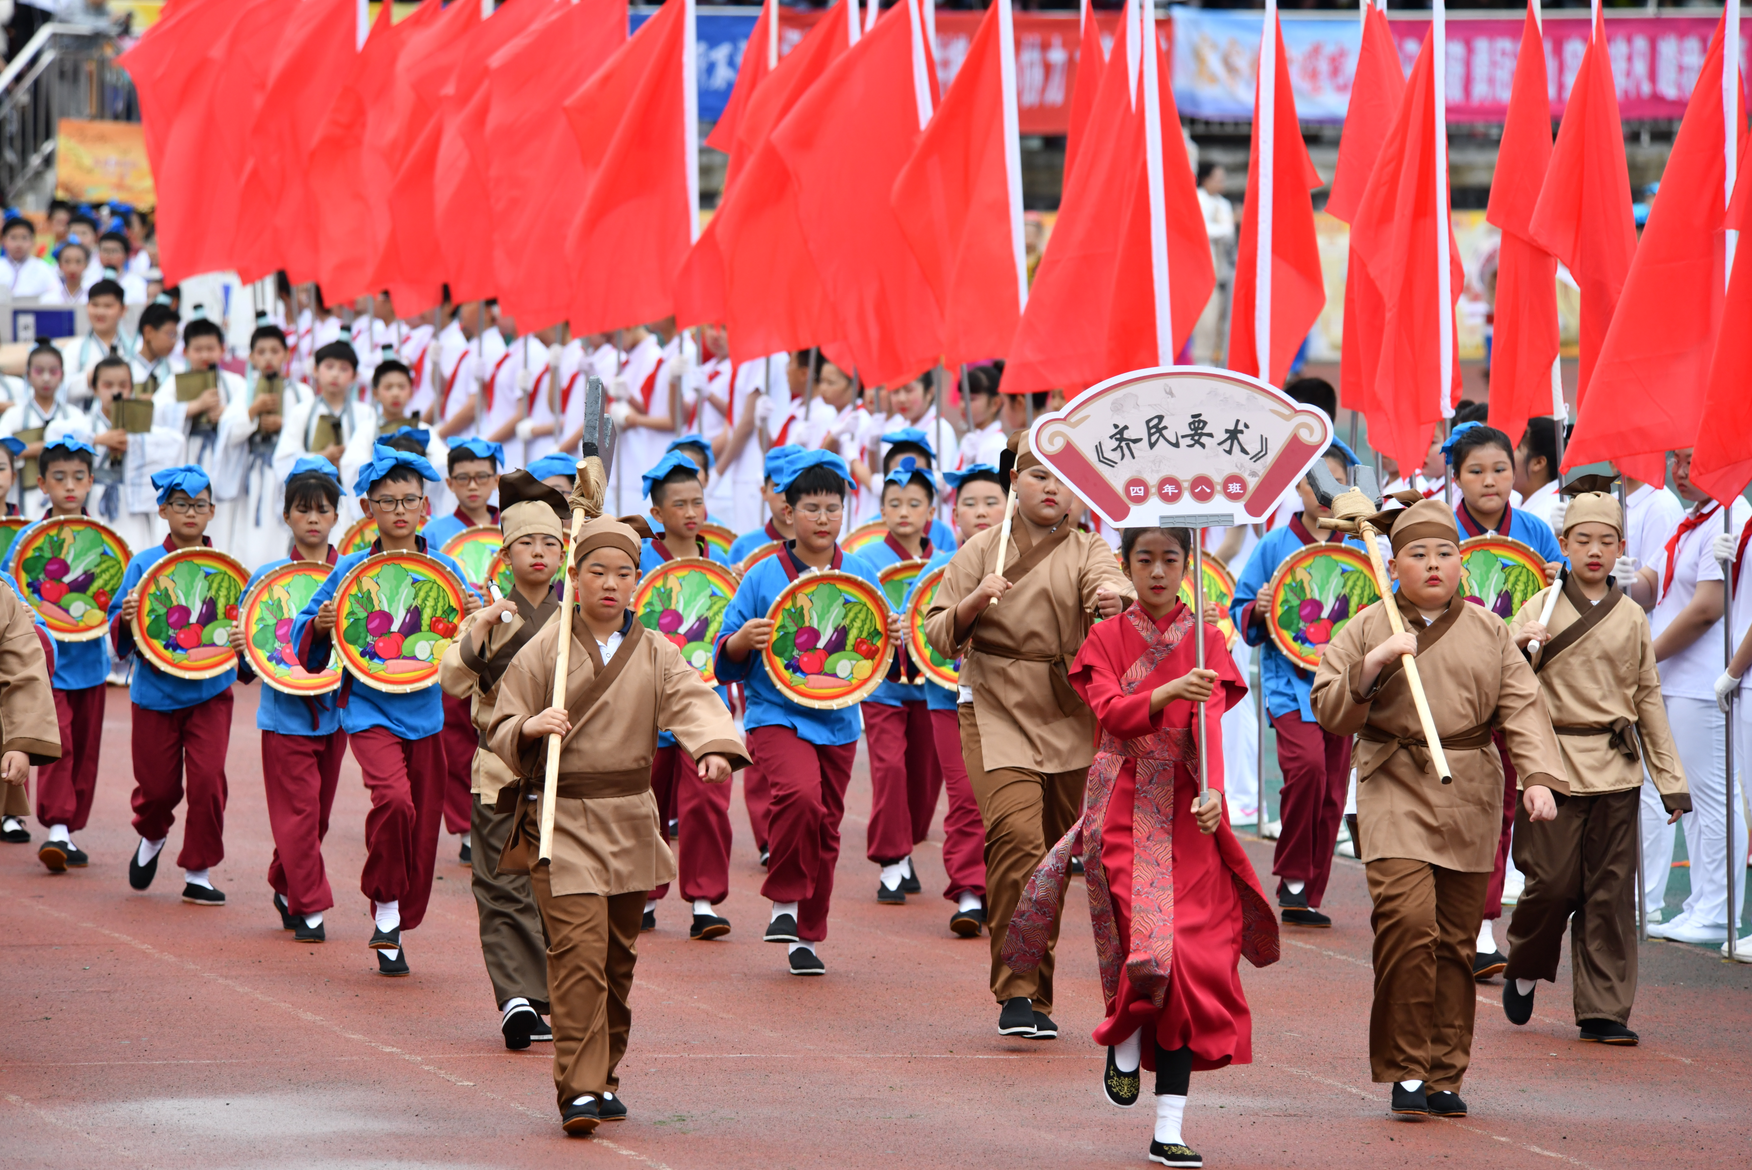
[155,367,246,553]
[68,398,181,555]
[0,395,87,517]
[57,329,139,407]
[607,334,672,518]
[217,372,314,569]
[274,393,379,513]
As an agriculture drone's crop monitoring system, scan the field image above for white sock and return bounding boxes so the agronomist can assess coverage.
[380,948,400,961]
[644,898,658,914]
[957,890,983,913]
[502,997,531,1018]
[692,898,713,916]
[1114,1027,1142,1074]
[48,823,70,844]
[1154,1094,1187,1145]
[1399,1079,1424,1092]
[1477,919,1496,953]
[879,862,905,890]
[1,816,19,831]
[1515,978,1536,996]
[571,1095,596,1106]
[1285,879,1305,895]
[373,900,400,934]
[899,855,914,878]
[136,836,165,865]
[771,900,798,922]
[787,940,815,955]
[184,868,213,889]
[303,913,322,929]
[601,1091,615,1101]
[461,831,471,849]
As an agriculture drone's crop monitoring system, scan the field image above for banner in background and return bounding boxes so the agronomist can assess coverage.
[54,117,155,206]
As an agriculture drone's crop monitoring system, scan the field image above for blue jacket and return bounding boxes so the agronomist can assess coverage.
[238,555,343,738]
[1454,501,1563,565]
[421,506,499,558]
[728,519,787,566]
[107,537,236,713]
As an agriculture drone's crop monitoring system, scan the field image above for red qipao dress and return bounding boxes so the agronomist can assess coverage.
[1004,602,1279,1073]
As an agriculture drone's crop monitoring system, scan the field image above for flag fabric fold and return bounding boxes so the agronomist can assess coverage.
[1691,132,1752,505]
[1062,0,1106,184]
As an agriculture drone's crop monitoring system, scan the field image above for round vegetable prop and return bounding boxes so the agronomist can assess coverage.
[697,521,736,562]
[904,564,958,691]
[0,516,27,567]
[1177,553,1238,648]
[878,558,927,675]
[238,561,343,695]
[440,525,507,589]
[130,547,250,679]
[331,551,469,693]
[1456,536,1548,622]
[1265,543,1381,671]
[483,542,566,602]
[762,570,895,710]
[633,557,742,685]
[841,521,889,556]
[738,540,783,575]
[338,516,380,556]
[9,516,132,641]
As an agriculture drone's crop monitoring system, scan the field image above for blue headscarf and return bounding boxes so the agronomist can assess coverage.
[382,425,431,448]
[942,463,1000,490]
[526,452,580,484]
[642,450,704,500]
[353,443,440,498]
[666,433,714,471]
[1440,420,1484,463]
[764,443,803,482]
[771,449,852,495]
[445,436,504,468]
[152,465,211,505]
[41,436,96,460]
[880,427,935,460]
[883,455,931,492]
[286,454,341,484]
[0,436,23,458]
[1326,437,1361,467]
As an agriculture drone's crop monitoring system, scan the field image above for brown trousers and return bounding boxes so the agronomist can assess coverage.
[1504,787,1639,1025]
[471,794,549,1014]
[531,866,644,1110]
[958,705,1086,1014]
[1365,858,1490,1089]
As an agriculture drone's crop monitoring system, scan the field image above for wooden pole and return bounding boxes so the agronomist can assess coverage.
[1193,532,1209,796]
[989,489,1019,608]
[538,498,590,865]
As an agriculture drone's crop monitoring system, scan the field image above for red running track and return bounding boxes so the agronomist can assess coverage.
[2,687,1748,1168]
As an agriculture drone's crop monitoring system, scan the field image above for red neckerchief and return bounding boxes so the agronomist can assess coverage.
[638,359,662,413]
[159,534,213,552]
[1289,513,1339,546]
[1664,503,1722,594]
[883,531,930,561]
[559,368,583,417]
[408,339,429,389]
[1457,500,1510,538]
[1735,514,1752,590]
[483,349,513,413]
[764,518,784,542]
[651,532,708,562]
[454,504,499,528]
[286,543,339,565]
[780,539,842,581]
[2,503,16,517]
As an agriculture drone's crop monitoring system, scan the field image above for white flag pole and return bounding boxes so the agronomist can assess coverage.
[768,0,780,69]
[684,0,700,245]
[849,0,862,47]
[1435,0,1454,424]
[1141,0,1172,364]
[1721,0,1741,964]
[482,0,494,18]
[1255,0,1277,383]
[997,0,1028,316]
[357,0,369,50]
[906,0,933,127]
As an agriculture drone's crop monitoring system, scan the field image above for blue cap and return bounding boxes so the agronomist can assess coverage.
[527,452,579,484]
[152,465,211,504]
[764,444,803,481]
[642,450,705,500]
[1326,437,1361,467]
[943,463,1000,489]
[666,433,714,471]
[445,436,504,468]
[0,436,25,457]
[1440,420,1484,462]
[880,427,935,460]
[41,436,97,459]
[286,455,341,484]
[353,444,440,498]
[771,449,852,494]
[883,455,930,492]
[382,425,431,447]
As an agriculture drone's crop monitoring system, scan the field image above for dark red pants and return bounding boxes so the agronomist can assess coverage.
[349,727,446,932]
[439,694,476,837]
[750,725,855,942]
[262,730,348,916]
[1270,709,1351,909]
[651,745,734,905]
[743,762,772,853]
[865,700,939,863]
[130,692,233,871]
[37,685,104,830]
[932,708,987,901]
[1482,732,1520,921]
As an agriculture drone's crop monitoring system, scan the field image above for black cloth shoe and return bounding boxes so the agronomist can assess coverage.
[1030,1010,1058,1039]
[1473,950,1507,981]
[38,840,70,872]
[63,843,89,868]
[1579,1019,1639,1045]
[788,947,826,975]
[293,920,326,943]
[503,1003,543,1050]
[759,849,770,868]
[1502,978,1535,1025]
[1276,880,1310,909]
[274,892,298,930]
[1102,1045,1140,1108]
[1390,1083,1430,1117]
[1148,1140,1203,1167]
[598,1091,626,1121]
[949,906,986,938]
[368,925,402,951]
[529,1015,553,1042]
[900,865,921,895]
[458,839,472,865]
[1281,907,1331,928]
[2,817,28,844]
[377,948,410,977]
[128,846,159,891]
[182,882,225,906]
[1426,1091,1467,1117]
[561,1097,601,1136]
[641,908,657,932]
[877,880,906,904]
[1069,856,1084,876]
[690,912,731,940]
[998,997,1037,1036]
[764,913,799,942]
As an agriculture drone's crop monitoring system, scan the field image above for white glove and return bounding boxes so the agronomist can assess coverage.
[609,400,633,428]
[1713,531,1738,566]
[608,375,632,402]
[516,368,533,393]
[1547,499,1566,536]
[514,418,536,441]
[754,395,774,426]
[1612,556,1639,582]
[1716,670,1742,713]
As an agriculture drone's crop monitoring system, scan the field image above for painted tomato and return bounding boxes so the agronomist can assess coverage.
[374,633,405,659]
[175,625,203,650]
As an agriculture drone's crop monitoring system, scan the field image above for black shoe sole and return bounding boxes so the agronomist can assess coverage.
[1281,910,1332,928]
[997,1023,1038,1036]
[562,1114,600,1136]
[949,914,983,938]
[1429,1108,1467,1117]
[1474,963,1506,980]
[1579,1033,1639,1045]
[690,921,731,940]
[877,889,906,904]
[293,927,326,943]
[38,844,68,872]
[368,928,401,951]
[182,891,226,906]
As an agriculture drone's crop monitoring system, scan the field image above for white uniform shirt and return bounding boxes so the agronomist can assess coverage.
[1624,482,1686,572]
[1650,496,1751,701]
[0,255,57,299]
[959,418,1006,470]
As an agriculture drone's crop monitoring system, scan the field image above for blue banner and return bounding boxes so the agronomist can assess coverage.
[629,9,756,124]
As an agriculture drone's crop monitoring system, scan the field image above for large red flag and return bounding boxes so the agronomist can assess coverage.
[563,0,697,334]
[1484,3,1560,454]
[486,0,627,330]
[1528,11,1637,411]
[1691,134,1752,504]
[1348,30,1464,474]
[1325,5,1403,416]
[1566,18,1740,484]
[706,0,777,185]
[1226,11,1325,386]
[772,0,943,386]
[891,0,1026,369]
[1063,0,1105,183]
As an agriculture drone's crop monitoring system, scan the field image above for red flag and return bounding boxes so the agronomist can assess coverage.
[1325,5,1404,416]
[1567,18,1741,484]
[1528,11,1637,410]
[1226,13,1325,387]
[1063,0,1106,183]
[485,0,626,329]
[563,0,697,334]
[706,0,777,184]
[1484,3,1561,454]
[891,0,1026,369]
[1691,134,1752,505]
[435,0,553,305]
[1348,31,1464,474]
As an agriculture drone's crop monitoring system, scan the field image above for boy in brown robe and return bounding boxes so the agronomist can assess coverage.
[923,429,1130,1040]
[0,574,65,815]
[1504,489,1688,1045]
[1310,498,1566,1119]
[488,508,748,1137]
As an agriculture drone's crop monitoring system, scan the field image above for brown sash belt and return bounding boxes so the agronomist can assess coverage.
[1357,719,1495,781]
[1552,719,1641,763]
[970,640,1082,717]
[494,768,655,874]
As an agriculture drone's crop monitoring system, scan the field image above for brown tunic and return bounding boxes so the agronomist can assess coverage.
[1510,581,1689,810]
[439,588,560,805]
[486,613,749,899]
[0,580,60,763]
[923,516,1133,773]
[1311,594,1568,873]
